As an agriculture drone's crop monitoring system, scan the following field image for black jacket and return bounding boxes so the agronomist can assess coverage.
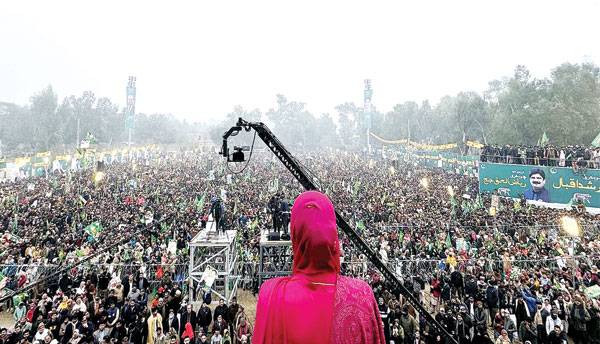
[197,306,212,327]
[180,310,197,333]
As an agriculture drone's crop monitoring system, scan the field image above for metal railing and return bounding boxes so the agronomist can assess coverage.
[0,263,189,297]
[480,154,600,169]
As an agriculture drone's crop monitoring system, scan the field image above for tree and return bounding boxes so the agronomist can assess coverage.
[30,86,59,151]
[317,113,339,147]
[335,102,361,148]
[454,91,489,144]
[266,95,313,148]
[209,105,262,145]
[546,62,600,145]
[488,65,552,145]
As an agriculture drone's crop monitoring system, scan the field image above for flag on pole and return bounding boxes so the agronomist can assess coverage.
[445,233,452,248]
[449,196,457,217]
[149,287,158,303]
[540,132,549,146]
[195,192,206,212]
[84,221,103,239]
[475,194,483,209]
[352,180,361,196]
[592,131,600,148]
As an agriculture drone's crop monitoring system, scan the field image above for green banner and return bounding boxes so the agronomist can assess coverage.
[479,162,600,207]
[409,150,478,175]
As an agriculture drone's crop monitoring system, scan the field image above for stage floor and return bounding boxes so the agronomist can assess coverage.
[259,228,291,246]
[191,222,237,245]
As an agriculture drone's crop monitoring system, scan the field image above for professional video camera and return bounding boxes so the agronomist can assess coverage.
[231,146,251,163]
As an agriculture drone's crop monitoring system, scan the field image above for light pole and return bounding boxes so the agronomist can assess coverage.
[126,76,136,148]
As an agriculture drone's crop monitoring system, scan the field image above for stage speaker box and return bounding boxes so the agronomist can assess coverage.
[268,232,280,241]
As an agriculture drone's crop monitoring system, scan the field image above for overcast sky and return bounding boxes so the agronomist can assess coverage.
[1,0,599,122]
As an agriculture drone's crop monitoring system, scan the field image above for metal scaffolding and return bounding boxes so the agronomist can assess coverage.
[189,228,240,304]
[258,230,292,285]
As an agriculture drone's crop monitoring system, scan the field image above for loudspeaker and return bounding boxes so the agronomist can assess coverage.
[268,232,280,241]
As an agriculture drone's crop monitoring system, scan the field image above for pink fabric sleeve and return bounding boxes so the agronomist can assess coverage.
[252,277,281,344]
[331,276,386,344]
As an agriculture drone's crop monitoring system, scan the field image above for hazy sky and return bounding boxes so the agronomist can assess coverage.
[1,0,599,122]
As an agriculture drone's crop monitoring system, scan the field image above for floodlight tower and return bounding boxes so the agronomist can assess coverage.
[364,79,373,152]
[126,76,137,147]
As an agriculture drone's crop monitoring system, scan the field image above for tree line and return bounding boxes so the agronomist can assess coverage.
[0,87,203,155]
[211,62,600,151]
[2,62,599,156]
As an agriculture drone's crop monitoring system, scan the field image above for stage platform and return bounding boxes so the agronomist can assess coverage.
[258,229,292,285]
[259,228,292,245]
[191,228,238,245]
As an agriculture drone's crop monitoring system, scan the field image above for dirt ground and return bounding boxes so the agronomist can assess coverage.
[236,289,257,325]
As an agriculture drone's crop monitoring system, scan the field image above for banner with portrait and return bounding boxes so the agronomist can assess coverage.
[479,162,600,207]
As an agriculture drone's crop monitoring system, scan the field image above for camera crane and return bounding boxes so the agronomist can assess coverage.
[220,118,458,344]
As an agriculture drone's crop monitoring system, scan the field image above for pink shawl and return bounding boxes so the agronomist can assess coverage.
[253,191,385,344]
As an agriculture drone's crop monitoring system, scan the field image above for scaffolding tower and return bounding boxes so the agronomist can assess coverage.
[189,225,240,304]
[258,230,292,285]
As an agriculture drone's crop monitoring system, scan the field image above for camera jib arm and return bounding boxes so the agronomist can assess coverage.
[220,118,457,344]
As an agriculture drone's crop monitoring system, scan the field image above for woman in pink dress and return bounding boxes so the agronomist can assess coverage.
[253,191,385,344]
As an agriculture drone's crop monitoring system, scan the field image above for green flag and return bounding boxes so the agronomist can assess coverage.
[249,218,259,230]
[196,192,206,212]
[513,199,521,211]
[352,180,361,196]
[357,220,365,231]
[445,233,452,248]
[540,132,549,145]
[84,221,103,239]
[592,131,600,148]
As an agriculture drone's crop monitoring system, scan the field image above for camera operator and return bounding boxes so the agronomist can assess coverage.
[267,194,281,232]
[278,194,290,237]
[210,196,225,234]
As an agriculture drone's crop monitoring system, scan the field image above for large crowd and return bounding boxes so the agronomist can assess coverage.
[0,147,599,344]
[481,144,600,169]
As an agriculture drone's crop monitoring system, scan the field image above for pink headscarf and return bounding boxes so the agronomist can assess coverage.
[253,191,385,344]
[290,191,340,282]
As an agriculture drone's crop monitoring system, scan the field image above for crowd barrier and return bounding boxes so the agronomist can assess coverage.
[0,263,189,299]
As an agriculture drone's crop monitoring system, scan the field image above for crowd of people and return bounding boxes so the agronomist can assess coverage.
[481,144,600,169]
[0,146,599,344]
[0,151,253,344]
